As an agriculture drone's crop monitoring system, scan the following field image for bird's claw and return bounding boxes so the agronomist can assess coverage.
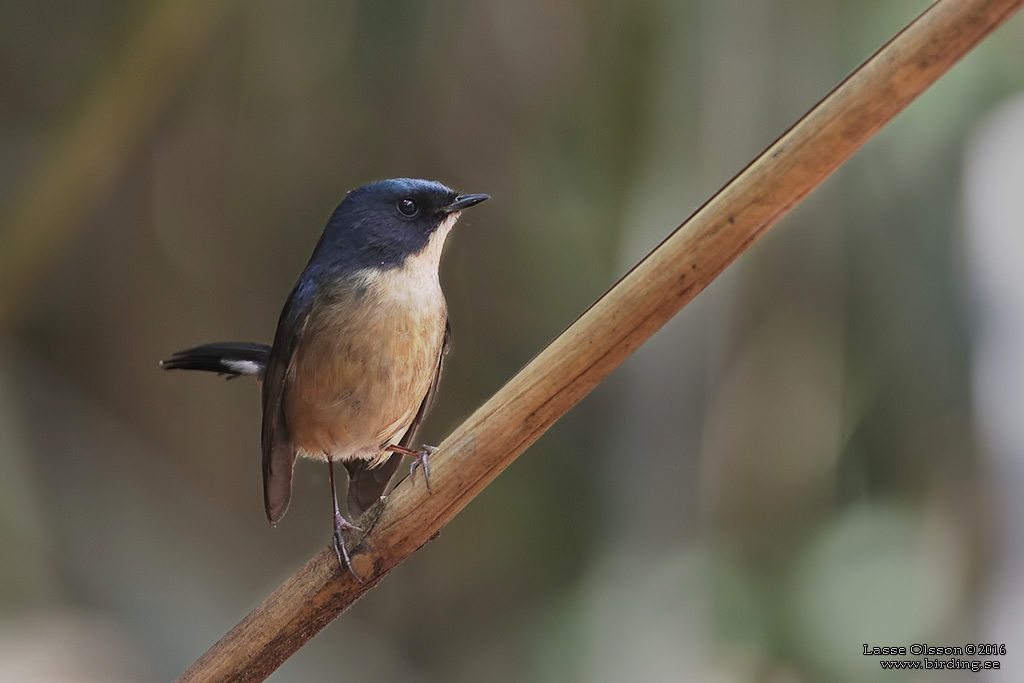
[410,444,437,494]
[332,512,363,582]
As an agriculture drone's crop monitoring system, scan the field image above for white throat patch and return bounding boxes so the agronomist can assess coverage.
[413,211,458,271]
[355,211,459,304]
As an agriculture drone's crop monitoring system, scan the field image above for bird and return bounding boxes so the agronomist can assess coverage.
[161,178,488,577]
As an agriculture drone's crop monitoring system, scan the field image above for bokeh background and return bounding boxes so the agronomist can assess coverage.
[2,0,1023,681]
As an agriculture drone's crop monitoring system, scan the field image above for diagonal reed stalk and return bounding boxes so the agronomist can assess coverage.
[179,0,1024,680]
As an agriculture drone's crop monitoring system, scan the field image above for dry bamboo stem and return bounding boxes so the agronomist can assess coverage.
[179,0,1024,680]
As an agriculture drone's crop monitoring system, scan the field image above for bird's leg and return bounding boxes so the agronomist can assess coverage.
[385,444,438,494]
[327,458,362,582]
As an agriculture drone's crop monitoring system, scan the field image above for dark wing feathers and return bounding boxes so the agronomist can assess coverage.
[261,278,316,524]
[344,318,451,517]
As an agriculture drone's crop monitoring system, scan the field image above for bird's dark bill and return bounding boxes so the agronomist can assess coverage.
[446,194,489,212]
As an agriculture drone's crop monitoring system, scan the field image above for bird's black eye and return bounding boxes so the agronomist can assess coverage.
[397,197,418,217]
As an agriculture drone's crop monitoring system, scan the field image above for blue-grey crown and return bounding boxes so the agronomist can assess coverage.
[346,178,456,203]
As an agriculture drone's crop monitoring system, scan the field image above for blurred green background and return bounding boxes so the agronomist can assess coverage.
[2,0,1023,681]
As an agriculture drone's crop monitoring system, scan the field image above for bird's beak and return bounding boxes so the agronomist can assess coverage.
[445,194,490,213]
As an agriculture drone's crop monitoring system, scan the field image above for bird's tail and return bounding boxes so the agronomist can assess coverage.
[160,342,271,380]
[344,454,404,518]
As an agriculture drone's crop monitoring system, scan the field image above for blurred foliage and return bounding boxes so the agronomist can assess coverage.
[0,0,1022,681]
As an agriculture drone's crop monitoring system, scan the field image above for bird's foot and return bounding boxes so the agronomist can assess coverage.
[409,444,437,494]
[386,443,438,493]
[332,512,363,582]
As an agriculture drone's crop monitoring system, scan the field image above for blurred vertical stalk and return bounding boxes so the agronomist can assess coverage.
[0,0,235,322]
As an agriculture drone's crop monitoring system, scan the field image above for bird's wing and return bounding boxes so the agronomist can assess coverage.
[261,278,316,524]
[345,317,451,517]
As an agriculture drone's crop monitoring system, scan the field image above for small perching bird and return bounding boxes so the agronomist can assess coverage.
[162,179,488,576]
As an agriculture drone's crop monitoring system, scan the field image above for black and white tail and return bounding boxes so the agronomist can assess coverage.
[160,342,270,380]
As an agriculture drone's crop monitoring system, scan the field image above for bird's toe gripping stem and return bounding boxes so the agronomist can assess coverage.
[386,443,438,493]
[410,444,437,493]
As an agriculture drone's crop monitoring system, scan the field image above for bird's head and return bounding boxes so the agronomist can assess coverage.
[318,178,488,271]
